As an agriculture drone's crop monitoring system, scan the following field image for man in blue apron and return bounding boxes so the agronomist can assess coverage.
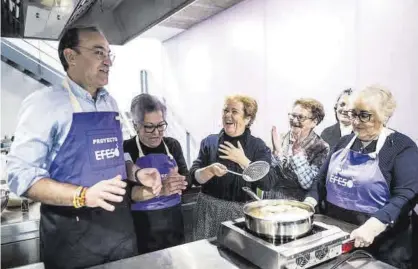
[6,26,161,269]
[124,94,189,254]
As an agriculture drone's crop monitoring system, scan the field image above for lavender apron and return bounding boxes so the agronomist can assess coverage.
[131,136,184,254]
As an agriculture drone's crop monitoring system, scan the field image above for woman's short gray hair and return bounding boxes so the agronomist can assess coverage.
[130,94,167,123]
[351,85,397,124]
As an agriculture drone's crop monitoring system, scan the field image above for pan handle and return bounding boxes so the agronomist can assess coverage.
[242,187,262,201]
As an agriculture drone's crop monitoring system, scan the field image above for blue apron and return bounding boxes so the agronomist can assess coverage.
[326,129,391,213]
[39,79,137,269]
[325,129,412,269]
[131,136,184,254]
[131,135,180,211]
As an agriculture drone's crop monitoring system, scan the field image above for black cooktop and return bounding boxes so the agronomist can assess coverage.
[233,221,327,246]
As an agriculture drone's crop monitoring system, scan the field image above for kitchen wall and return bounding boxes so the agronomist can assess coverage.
[0,37,164,138]
[0,37,198,160]
[161,0,418,146]
[0,61,47,138]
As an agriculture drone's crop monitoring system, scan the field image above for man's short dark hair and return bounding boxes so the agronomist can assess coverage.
[58,25,102,71]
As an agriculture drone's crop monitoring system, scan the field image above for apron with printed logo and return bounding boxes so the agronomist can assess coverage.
[325,129,412,269]
[131,136,184,254]
[40,79,137,269]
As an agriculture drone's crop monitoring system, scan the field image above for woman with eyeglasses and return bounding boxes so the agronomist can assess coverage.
[305,86,418,269]
[190,95,277,240]
[265,98,330,201]
[123,94,189,254]
[321,88,353,149]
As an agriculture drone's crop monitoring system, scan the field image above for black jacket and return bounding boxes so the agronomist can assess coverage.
[320,123,341,150]
[190,128,277,202]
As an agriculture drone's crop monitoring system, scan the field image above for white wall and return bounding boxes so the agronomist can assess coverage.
[107,38,165,112]
[1,61,47,138]
[161,0,418,146]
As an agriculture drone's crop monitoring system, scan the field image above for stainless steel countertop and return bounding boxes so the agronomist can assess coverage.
[6,209,397,269]
[1,202,41,244]
[10,239,396,269]
[85,239,396,269]
[1,202,41,225]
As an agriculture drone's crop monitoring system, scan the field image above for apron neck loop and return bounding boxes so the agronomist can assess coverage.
[135,135,174,159]
[62,78,83,113]
[343,128,392,159]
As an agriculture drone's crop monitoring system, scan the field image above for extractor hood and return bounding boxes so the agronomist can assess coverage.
[1,0,244,44]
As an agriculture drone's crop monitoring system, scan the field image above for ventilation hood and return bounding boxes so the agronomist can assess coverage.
[1,0,244,44]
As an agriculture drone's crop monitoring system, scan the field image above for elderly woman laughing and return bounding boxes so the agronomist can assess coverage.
[265,98,329,201]
[190,95,277,240]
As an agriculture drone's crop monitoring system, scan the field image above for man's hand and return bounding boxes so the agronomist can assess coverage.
[161,168,187,196]
[136,168,162,195]
[85,175,126,211]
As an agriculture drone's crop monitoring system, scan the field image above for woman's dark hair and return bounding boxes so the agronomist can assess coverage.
[130,94,167,124]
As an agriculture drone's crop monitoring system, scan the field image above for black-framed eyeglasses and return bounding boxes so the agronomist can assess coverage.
[141,121,168,133]
[288,113,313,122]
[74,46,115,62]
[347,110,373,123]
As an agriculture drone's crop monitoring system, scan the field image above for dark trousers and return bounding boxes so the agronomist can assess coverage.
[132,204,185,254]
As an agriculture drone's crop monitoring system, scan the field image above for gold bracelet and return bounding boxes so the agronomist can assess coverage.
[73,186,83,208]
[78,187,87,207]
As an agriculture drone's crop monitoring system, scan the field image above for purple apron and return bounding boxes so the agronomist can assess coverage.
[130,136,184,254]
[325,129,413,268]
[326,129,391,213]
[40,79,137,269]
[131,135,180,211]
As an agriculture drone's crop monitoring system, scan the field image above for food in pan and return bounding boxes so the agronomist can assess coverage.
[248,204,310,221]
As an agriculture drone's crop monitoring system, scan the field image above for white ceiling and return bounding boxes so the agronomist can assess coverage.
[140,25,185,42]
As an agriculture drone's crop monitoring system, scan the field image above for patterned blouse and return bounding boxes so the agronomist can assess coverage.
[265,130,329,200]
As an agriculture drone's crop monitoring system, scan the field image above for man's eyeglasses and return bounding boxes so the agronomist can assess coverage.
[288,113,313,122]
[74,46,115,62]
[347,110,373,123]
[141,121,168,133]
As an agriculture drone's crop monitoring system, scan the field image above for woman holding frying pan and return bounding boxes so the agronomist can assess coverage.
[190,95,277,240]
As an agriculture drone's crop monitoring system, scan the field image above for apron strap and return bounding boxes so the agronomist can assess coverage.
[342,128,393,159]
[62,78,83,113]
[372,128,394,157]
[135,136,174,160]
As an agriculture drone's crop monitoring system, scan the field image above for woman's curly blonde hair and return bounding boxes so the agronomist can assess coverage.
[351,85,397,125]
